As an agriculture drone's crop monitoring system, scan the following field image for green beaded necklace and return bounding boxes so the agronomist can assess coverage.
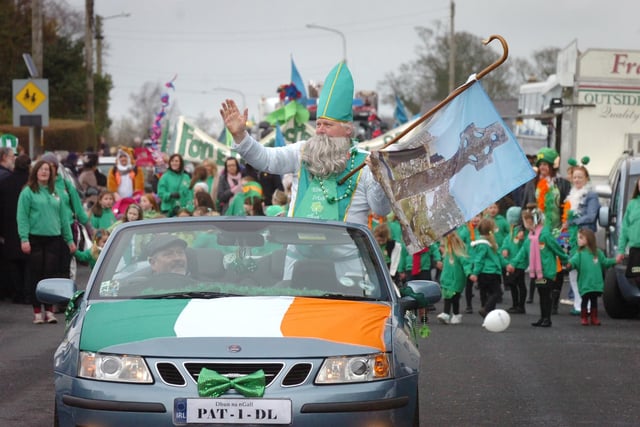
[314,149,357,204]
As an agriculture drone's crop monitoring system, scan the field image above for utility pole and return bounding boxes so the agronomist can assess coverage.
[31,0,43,157]
[448,0,456,93]
[95,15,103,76]
[85,0,95,123]
[95,13,130,76]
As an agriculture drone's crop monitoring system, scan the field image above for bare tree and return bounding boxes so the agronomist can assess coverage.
[378,23,559,114]
[48,0,84,40]
[126,81,181,141]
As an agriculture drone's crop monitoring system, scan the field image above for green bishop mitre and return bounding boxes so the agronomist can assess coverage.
[317,62,354,122]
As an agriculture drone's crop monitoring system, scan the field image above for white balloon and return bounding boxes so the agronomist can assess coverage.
[482,309,511,332]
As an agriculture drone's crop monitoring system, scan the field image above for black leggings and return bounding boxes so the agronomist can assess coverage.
[443,292,461,315]
[581,292,601,311]
[506,268,526,308]
[27,235,70,307]
[478,273,503,312]
[465,278,474,308]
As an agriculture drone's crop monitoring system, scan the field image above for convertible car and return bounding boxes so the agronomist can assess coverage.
[37,216,440,426]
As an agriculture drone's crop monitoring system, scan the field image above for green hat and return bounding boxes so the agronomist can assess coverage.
[265,205,285,217]
[505,206,522,225]
[317,62,354,122]
[536,147,558,167]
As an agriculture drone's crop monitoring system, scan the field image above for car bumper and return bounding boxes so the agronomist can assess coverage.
[55,373,418,427]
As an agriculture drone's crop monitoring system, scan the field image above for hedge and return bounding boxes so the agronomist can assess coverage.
[0,119,96,153]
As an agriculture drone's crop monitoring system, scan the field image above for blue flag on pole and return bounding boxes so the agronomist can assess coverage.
[291,56,308,106]
[369,80,535,253]
[394,95,409,127]
[274,124,286,147]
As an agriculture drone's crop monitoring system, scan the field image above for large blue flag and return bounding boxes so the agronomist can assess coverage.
[369,80,535,253]
[394,95,409,127]
[291,56,308,106]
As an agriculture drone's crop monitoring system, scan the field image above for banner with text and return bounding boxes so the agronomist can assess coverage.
[173,116,237,166]
[259,120,316,146]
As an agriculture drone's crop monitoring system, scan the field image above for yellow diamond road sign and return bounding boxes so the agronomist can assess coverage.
[16,81,46,113]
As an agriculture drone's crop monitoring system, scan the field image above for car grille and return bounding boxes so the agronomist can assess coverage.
[281,363,312,386]
[156,362,186,386]
[185,363,284,386]
[154,362,312,387]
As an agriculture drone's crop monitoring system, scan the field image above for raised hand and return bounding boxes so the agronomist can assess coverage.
[220,99,248,143]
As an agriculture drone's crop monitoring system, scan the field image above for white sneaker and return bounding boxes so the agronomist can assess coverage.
[450,314,463,325]
[436,313,451,324]
[45,311,57,324]
[33,312,44,324]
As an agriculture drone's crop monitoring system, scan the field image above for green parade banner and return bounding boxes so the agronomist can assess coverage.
[259,121,315,146]
[173,116,237,166]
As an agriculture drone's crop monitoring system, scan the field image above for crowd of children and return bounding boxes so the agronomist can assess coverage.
[378,148,617,329]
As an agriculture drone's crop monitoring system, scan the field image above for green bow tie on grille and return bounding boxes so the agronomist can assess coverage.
[197,368,266,398]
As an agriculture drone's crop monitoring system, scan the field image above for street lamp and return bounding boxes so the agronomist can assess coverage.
[95,12,131,76]
[306,24,347,64]
[211,87,246,110]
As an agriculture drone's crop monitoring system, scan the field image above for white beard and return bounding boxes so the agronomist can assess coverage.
[301,135,352,179]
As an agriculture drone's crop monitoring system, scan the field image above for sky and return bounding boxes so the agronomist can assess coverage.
[65,0,640,133]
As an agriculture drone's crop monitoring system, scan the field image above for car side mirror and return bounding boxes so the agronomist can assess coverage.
[399,280,441,311]
[36,278,77,304]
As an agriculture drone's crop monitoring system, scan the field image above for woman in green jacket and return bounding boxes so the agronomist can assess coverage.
[17,160,75,324]
[157,154,191,216]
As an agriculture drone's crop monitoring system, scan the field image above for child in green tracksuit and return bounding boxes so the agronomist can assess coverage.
[469,218,506,317]
[484,202,510,248]
[457,214,482,313]
[74,229,110,269]
[501,206,527,313]
[436,233,471,325]
[566,228,617,326]
[89,191,116,230]
[509,208,569,327]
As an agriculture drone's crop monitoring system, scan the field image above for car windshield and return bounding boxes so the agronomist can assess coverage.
[89,218,390,302]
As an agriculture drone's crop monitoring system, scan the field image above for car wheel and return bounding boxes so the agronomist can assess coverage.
[603,268,640,319]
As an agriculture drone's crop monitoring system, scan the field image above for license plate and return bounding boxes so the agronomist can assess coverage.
[173,397,292,424]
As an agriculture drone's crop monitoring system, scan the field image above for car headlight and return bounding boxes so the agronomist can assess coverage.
[315,353,392,384]
[79,351,153,383]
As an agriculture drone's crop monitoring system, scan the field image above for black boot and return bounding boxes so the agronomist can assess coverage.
[532,284,552,327]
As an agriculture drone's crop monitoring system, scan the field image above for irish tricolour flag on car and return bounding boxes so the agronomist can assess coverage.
[80,297,392,352]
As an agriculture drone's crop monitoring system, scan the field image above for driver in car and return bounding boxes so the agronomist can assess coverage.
[147,235,188,275]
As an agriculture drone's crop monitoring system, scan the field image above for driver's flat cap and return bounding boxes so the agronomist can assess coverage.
[146,234,186,257]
